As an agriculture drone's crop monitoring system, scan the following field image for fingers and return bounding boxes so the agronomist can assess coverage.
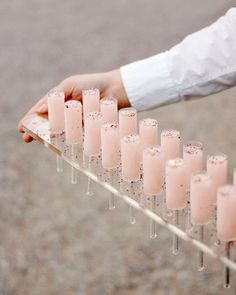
[18,118,28,134]
[18,96,48,134]
[19,77,77,143]
[23,133,34,143]
[18,82,69,135]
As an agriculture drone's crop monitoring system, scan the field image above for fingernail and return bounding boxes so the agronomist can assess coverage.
[36,103,48,113]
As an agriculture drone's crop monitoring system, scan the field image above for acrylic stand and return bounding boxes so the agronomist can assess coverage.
[23,114,236,274]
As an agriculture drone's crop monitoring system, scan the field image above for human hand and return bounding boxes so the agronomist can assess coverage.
[18,69,130,142]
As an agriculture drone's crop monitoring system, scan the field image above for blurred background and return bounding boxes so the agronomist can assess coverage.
[1,0,236,294]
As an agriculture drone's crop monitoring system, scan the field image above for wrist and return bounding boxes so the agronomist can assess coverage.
[107,69,131,109]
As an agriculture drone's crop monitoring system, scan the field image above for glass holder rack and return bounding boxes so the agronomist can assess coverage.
[22,114,236,274]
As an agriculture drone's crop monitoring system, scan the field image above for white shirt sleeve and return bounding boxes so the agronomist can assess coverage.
[120,8,236,111]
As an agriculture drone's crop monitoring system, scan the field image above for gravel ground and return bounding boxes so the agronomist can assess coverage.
[1,0,236,294]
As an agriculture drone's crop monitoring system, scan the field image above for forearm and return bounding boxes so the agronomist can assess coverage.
[120,8,236,111]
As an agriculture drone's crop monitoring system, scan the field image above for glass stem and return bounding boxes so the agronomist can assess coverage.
[197,225,204,271]
[224,242,231,288]
[129,182,136,224]
[71,144,77,184]
[56,135,63,172]
[129,205,136,225]
[150,195,157,239]
[172,210,179,254]
[108,170,115,210]
[56,155,63,173]
[86,156,93,196]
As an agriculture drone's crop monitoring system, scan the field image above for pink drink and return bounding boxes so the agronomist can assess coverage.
[100,98,118,124]
[82,88,100,117]
[207,153,228,202]
[84,112,102,157]
[119,107,137,138]
[190,172,214,225]
[143,146,164,195]
[217,185,236,241]
[161,129,181,161]
[121,134,141,182]
[47,90,65,134]
[101,123,120,170]
[234,169,236,187]
[183,141,203,188]
[139,118,158,151]
[64,100,82,145]
[165,158,187,210]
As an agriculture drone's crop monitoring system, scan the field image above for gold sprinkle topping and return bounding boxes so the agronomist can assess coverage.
[167,158,184,168]
[65,100,81,109]
[143,146,162,157]
[218,185,236,197]
[47,90,65,99]
[122,134,139,143]
[85,111,102,120]
[208,153,227,165]
[82,88,99,96]
[119,107,137,117]
[140,118,158,127]
[184,141,203,155]
[161,129,180,138]
[102,123,119,131]
[191,173,210,184]
[101,97,117,105]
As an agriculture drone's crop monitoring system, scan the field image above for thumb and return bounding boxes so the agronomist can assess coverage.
[36,103,48,114]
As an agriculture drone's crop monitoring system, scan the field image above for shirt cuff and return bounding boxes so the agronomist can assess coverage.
[120,52,180,111]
